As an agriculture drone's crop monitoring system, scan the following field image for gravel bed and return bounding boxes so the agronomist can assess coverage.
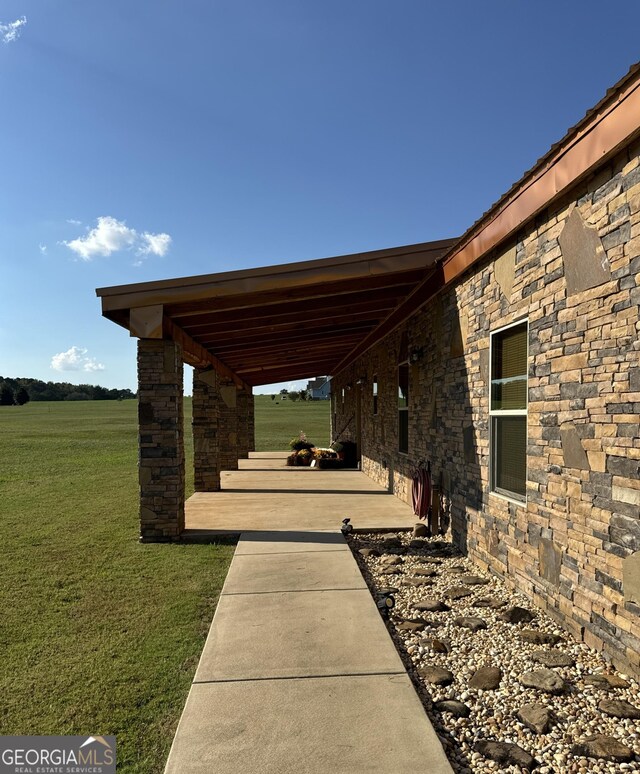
[348,530,640,774]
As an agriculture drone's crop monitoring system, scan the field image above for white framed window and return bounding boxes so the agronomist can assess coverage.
[490,319,528,502]
[372,375,378,415]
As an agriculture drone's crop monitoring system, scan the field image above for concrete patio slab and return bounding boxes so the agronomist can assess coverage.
[165,674,453,774]
[194,589,406,681]
[220,549,367,594]
[184,452,415,534]
[234,530,349,555]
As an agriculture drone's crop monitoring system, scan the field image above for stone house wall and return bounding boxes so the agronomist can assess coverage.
[332,137,640,676]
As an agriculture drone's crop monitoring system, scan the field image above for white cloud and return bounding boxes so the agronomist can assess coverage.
[139,231,172,257]
[39,244,47,254]
[0,16,26,44]
[51,346,105,373]
[66,218,82,225]
[63,215,172,264]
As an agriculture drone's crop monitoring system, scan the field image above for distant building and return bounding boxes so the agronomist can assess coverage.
[306,376,331,400]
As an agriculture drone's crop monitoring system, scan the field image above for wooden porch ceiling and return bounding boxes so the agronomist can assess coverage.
[96,238,457,387]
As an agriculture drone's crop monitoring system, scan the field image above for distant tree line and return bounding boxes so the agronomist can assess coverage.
[0,376,136,404]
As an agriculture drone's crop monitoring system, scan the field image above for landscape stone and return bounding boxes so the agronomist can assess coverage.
[519,668,566,695]
[379,566,401,575]
[444,586,472,600]
[474,740,536,771]
[469,666,502,690]
[395,619,427,633]
[570,735,633,762]
[403,576,433,587]
[421,637,451,654]
[434,699,470,718]
[413,599,450,613]
[358,548,380,557]
[517,703,554,734]
[409,539,426,548]
[499,606,536,624]
[416,557,442,565]
[413,567,438,577]
[459,575,490,586]
[531,650,575,668]
[598,698,640,719]
[454,616,487,632]
[380,555,402,565]
[584,674,630,690]
[418,666,454,686]
[412,522,430,537]
[473,596,506,609]
[520,630,563,646]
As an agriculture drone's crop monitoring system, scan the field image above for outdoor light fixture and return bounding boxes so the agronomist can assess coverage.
[376,592,395,617]
[341,518,353,535]
[409,346,424,364]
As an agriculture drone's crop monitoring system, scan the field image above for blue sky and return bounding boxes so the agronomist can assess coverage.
[1,1,639,394]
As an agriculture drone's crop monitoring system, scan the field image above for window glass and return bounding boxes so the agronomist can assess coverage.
[372,375,378,415]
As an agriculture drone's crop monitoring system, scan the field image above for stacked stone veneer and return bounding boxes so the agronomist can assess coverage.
[137,339,185,541]
[237,389,251,459]
[332,138,640,676]
[192,368,221,491]
[218,377,239,471]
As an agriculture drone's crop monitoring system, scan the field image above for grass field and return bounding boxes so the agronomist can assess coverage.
[0,396,329,771]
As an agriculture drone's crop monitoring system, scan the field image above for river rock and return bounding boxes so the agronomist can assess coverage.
[499,606,536,624]
[358,548,380,557]
[474,740,536,771]
[443,586,472,600]
[517,703,554,734]
[598,698,640,719]
[412,522,430,537]
[418,666,454,686]
[434,699,470,718]
[379,566,401,575]
[571,735,634,762]
[531,650,575,668]
[413,599,450,613]
[520,629,563,646]
[519,668,566,695]
[469,666,502,690]
[454,616,487,632]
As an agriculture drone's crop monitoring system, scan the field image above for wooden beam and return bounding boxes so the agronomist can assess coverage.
[164,274,423,318]
[199,323,375,352]
[331,267,446,375]
[163,318,249,391]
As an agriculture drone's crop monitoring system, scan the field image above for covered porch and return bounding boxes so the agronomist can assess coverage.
[96,238,455,540]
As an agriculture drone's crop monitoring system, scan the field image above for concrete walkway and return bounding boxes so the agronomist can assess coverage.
[165,456,453,773]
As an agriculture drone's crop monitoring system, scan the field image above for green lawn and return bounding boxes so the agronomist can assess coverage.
[253,394,330,451]
[0,395,329,772]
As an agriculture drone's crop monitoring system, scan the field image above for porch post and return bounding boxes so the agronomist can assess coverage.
[137,339,185,541]
[248,391,255,452]
[237,388,251,459]
[192,368,221,491]
[218,377,239,471]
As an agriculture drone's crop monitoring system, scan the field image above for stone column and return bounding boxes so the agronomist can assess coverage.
[218,377,239,471]
[248,391,255,452]
[237,389,251,459]
[192,368,220,491]
[137,339,185,541]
